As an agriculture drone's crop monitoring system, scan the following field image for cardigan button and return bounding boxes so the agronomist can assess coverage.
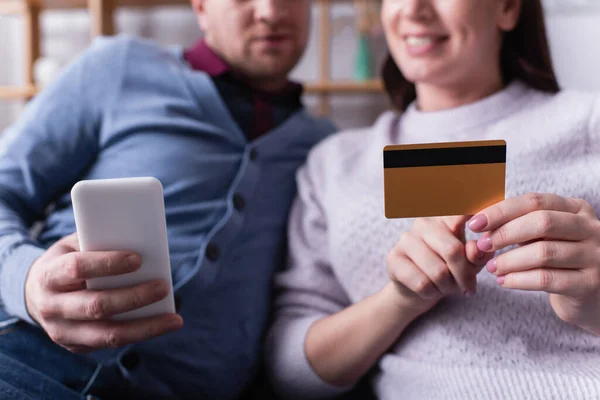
[233,193,246,211]
[205,243,220,262]
[249,149,258,161]
[121,352,140,370]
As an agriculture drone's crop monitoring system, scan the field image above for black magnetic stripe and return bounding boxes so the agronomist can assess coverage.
[384,145,506,169]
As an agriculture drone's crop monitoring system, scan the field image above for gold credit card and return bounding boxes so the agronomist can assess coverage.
[383,140,506,219]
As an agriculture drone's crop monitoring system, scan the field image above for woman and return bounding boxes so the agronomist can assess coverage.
[265,0,600,399]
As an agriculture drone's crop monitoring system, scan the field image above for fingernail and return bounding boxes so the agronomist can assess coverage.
[477,236,493,252]
[497,276,505,285]
[126,254,142,269]
[171,316,184,329]
[464,289,476,298]
[153,282,167,296]
[468,214,488,232]
[486,259,497,273]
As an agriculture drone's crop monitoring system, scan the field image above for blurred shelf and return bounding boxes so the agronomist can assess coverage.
[1,0,379,116]
[0,85,38,100]
[0,80,384,101]
[0,0,342,14]
[0,0,189,14]
[306,80,383,94]
[0,1,28,15]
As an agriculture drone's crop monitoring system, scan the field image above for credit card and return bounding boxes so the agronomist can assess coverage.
[383,140,506,218]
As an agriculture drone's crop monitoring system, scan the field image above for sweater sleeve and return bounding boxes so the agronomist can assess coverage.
[0,37,125,323]
[265,150,355,399]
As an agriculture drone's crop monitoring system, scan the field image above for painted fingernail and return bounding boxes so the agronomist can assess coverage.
[496,276,505,285]
[477,236,493,252]
[464,289,476,298]
[486,259,497,273]
[468,214,488,231]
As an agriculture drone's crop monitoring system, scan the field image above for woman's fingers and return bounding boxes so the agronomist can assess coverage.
[487,241,590,276]
[465,240,493,268]
[387,250,441,300]
[469,193,583,233]
[421,227,476,296]
[476,211,593,252]
[400,233,457,296]
[497,268,592,298]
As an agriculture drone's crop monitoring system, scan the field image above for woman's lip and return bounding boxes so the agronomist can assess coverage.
[403,35,449,56]
[403,34,448,42]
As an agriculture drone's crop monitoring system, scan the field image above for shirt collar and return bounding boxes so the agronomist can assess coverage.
[183,39,304,99]
[183,39,230,77]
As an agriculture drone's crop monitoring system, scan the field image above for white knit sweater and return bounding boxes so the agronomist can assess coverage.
[266,82,600,400]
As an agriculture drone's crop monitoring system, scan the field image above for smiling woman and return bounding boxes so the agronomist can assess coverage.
[265,0,600,399]
[382,0,558,111]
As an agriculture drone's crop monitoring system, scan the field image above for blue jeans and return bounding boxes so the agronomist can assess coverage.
[0,315,170,400]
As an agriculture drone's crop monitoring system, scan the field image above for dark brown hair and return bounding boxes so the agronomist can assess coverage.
[382,0,560,111]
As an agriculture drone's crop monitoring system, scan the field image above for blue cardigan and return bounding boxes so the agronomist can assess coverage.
[0,35,336,399]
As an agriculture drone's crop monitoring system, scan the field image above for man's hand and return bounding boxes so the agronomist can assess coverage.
[25,233,183,353]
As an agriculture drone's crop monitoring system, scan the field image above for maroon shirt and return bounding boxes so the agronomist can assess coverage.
[183,40,303,141]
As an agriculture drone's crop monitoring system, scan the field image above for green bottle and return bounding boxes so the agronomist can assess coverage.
[354,32,372,81]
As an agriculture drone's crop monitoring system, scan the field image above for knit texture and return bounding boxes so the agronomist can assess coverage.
[266,81,600,400]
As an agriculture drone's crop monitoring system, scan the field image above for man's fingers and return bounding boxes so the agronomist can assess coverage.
[63,345,95,354]
[59,232,80,251]
[44,280,169,321]
[47,314,184,349]
[46,251,142,288]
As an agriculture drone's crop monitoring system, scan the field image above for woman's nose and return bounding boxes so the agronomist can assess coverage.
[398,0,434,21]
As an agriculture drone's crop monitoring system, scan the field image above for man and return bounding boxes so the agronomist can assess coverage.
[0,0,334,399]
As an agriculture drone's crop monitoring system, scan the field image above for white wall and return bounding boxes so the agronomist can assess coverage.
[545,13,600,91]
[1,5,600,131]
[0,17,22,129]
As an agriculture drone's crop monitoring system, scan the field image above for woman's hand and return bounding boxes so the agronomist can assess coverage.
[468,193,600,334]
[387,215,494,316]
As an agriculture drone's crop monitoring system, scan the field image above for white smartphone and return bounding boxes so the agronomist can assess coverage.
[71,177,175,320]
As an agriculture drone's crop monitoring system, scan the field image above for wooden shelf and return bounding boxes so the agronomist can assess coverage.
[0,0,342,14]
[0,85,38,100]
[0,80,384,101]
[1,0,382,115]
[0,0,189,13]
[306,80,383,94]
[0,1,28,15]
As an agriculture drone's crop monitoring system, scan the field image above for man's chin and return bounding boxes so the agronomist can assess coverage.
[246,62,297,81]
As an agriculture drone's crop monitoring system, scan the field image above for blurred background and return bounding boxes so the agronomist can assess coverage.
[1,0,600,133]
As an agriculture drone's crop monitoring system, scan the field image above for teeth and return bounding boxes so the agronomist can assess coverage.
[406,36,434,46]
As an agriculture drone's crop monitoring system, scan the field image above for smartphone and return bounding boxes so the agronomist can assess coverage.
[71,177,175,320]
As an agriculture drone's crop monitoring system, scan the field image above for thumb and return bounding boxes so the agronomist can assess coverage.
[465,240,494,269]
[442,215,473,243]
